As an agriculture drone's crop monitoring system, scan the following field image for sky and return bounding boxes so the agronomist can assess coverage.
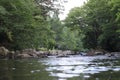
[59,0,86,20]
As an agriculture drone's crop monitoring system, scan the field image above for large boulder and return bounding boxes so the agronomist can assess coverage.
[19,49,38,58]
[62,50,74,55]
[15,49,49,58]
[0,46,9,58]
[49,50,75,56]
[16,53,32,58]
[36,51,48,58]
[15,49,38,58]
[49,50,62,55]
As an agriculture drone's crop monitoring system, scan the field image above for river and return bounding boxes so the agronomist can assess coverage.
[0,55,120,80]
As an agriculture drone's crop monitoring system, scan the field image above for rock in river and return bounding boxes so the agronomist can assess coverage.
[0,46,9,58]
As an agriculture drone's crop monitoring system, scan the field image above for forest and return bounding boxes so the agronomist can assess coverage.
[0,0,120,52]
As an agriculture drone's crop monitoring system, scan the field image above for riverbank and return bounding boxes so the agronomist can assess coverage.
[0,46,75,59]
[0,46,120,59]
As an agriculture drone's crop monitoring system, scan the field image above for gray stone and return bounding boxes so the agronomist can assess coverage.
[0,46,9,58]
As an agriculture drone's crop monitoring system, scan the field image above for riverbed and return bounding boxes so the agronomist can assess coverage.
[0,55,120,80]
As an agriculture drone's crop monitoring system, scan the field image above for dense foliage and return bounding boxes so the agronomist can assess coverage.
[0,0,57,50]
[64,0,120,51]
[0,0,120,51]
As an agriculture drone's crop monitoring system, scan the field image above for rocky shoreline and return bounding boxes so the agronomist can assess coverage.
[0,46,75,59]
[0,46,120,59]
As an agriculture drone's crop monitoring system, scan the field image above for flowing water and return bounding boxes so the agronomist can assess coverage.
[0,55,120,80]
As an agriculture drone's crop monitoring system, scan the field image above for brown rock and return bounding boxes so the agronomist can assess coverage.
[16,54,32,58]
[0,46,9,58]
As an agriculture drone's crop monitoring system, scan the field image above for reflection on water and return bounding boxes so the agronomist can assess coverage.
[0,59,55,80]
[0,55,120,80]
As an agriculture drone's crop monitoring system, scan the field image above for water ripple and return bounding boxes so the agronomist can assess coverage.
[38,55,120,80]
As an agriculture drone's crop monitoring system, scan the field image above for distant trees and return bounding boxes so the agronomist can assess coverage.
[49,13,84,51]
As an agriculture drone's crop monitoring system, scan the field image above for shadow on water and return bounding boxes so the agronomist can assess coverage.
[0,59,56,80]
[0,55,120,80]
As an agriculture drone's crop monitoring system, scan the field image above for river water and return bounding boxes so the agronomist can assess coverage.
[0,55,120,80]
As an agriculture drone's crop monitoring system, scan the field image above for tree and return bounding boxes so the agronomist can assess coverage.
[0,0,68,50]
[0,0,54,50]
[64,0,120,51]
